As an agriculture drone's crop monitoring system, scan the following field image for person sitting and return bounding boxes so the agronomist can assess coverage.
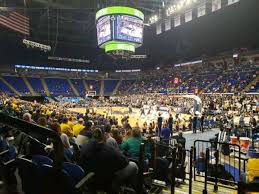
[73,118,85,136]
[51,122,70,149]
[76,121,93,147]
[195,152,206,174]
[111,128,123,145]
[80,128,138,192]
[104,125,119,149]
[23,112,34,123]
[121,128,150,159]
[67,116,74,129]
[173,131,186,148]
[60,117,73,137]
[242,158,259,184]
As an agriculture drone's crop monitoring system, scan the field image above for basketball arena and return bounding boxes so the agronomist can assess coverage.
[0,0,258,194]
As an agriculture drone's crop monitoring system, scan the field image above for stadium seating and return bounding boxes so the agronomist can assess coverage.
[104,80,119,95]
[45,78,74,96]
[84,80,100,95]
[0,79,14,95]
[0,63,257,97]
[27,77,45,95]
[116,80,135,95]
[70,79,85,96]
[3,76,29,95]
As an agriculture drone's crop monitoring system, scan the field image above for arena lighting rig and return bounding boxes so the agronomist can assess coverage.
[22,39,51,52]
[96,6,144,58]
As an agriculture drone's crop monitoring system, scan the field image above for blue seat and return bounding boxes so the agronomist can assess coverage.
[32,155,53,166]
[16,157,42,194]
[64,148,73,161]
[62,162,85,186]
[0,145,17,164]
[195,160,205,173]
[17,158,75,194]
[0,137,9,152]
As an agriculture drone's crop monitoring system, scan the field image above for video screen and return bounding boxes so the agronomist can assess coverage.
[96,16,111,46]
[116,15,143,44]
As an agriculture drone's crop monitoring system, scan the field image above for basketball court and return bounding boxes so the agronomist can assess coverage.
[69,106,191,128]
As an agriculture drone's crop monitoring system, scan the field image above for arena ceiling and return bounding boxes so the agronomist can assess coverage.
[1,0,259,70]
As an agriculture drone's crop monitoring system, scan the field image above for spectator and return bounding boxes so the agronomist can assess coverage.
[200,114,205,133]
[173,131,186,148]
[67,116,74,129]
[76,121,93,147]
[104,125,119,149]
[160,123,171,143]
[80,128,138,192]
[60,117,73,137]
[168,114,173,135]
[111,128,123,145]
[23,112,33,123]
[193,114,198,133]
[38,117,48,128]
[51,122,70,149]
[195,152,206,174]
[121,128,150,159]
[73,118,85,136]
[157,113,163,135]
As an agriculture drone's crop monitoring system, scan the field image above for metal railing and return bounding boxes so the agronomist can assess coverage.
[194,139,247,190]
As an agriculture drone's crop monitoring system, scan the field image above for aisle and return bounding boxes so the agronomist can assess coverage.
[183,128,219,149]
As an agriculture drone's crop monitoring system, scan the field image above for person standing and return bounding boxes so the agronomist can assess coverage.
[200,114,205,133]
[157,113,163,136]
[193,114,198,134]
[168,114,173,135]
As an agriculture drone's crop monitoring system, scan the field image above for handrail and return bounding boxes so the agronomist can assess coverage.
[189,147,193,194]
[214,150,219,192]
[0,112,64,170]
[137,142,145,194]
[171,147,176,194]
[203,148,209,194]
[194,139,242,179]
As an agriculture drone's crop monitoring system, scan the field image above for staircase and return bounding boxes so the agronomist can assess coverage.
[40,78,50,96]
[22,77,36,95]
[67,79,79,96]
[100,79,104,97]
[125,80,137,94]
[82,80,88,92]
[112,79,122,95]
[242,76,259,93]
[0,76,21,96]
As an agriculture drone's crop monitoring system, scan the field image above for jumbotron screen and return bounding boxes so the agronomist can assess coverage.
[96,14,143,46]
[96,15,111,46]
[115,15,143,44]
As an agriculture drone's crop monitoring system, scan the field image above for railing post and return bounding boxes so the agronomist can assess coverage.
[171,147,177,194]
[189,147,193,194]
[237,181,243,194]
[238,145,241,178]
[137,142,145,194]
[203,148,209,194]
[193,146,196,181]
[214,150,219,192]
[150,141,156,169]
